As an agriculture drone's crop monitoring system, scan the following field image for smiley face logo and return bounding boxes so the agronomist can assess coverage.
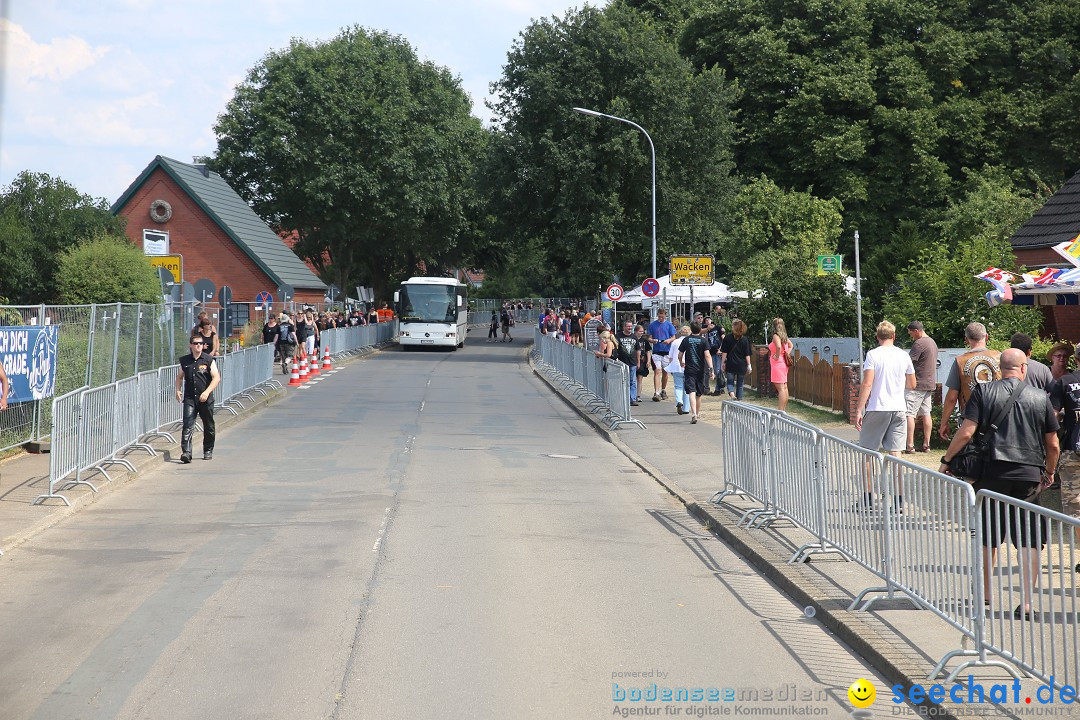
[848,678,876,708]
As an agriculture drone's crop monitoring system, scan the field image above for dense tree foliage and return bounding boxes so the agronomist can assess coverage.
[724,177,857,337]
[0,172,126,303]
[485,4,737,296]
[212,26,487,300]
[883,169,1045,346]
[56,233,162,304]
[677,0,1080,306]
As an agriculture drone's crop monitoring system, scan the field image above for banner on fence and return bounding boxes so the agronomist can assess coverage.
[0,325,58,403]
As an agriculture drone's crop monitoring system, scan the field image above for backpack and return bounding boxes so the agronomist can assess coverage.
[278,323,295,344]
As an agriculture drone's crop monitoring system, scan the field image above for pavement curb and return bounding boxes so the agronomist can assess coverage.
[1,343,392,556]
[527,352,966,720]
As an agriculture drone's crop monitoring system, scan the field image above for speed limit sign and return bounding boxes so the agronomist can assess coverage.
[605,284,624,302]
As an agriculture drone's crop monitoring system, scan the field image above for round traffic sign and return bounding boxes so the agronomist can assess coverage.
[219,285,233,307]
[641,277,660,298]
[606,283,624,302]
[255,290,273,308]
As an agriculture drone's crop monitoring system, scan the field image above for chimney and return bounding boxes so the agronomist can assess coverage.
[192,156,211,177]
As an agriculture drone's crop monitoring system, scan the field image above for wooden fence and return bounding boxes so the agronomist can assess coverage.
[750,346,848,413]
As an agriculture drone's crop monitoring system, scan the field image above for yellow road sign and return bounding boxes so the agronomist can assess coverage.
[148,254,183,283]
[669,255,714,285]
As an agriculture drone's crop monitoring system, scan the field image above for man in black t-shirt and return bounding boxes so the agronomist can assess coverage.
[1049,351,1080,574]
[615,321,641,406]
[275,312,298,375]
[678,322,713,424]
[705,318,724,395]
[175,335,221,463]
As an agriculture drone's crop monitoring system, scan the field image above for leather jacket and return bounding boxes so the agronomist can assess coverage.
[971,377,1051,467]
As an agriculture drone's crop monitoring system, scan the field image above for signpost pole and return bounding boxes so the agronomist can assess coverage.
[854,230,864,368]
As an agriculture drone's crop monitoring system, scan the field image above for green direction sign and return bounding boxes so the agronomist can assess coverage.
[816,254,842,275]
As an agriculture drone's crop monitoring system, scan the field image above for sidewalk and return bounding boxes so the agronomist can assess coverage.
[534,359,1046,720]
[0,345,385,555]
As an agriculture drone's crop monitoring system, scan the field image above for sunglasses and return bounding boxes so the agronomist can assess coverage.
[190,341,205,346]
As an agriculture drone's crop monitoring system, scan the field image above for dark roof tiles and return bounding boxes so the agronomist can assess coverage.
[1010,170,1080,249]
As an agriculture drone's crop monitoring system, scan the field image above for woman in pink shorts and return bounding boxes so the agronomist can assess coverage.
[769,317,793,412]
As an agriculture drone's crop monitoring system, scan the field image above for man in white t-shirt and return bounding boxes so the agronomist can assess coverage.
[854,320,916,511]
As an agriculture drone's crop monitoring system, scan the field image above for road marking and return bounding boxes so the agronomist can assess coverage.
[372,507,392,553]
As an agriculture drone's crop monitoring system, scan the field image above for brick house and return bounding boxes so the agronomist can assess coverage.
[112,156,327,326]
[1010,170,1080,340]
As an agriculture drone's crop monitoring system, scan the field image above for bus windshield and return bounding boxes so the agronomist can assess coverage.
[399,284,458,324]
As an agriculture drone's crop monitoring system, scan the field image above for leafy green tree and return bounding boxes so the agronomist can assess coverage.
[56,233,162,304]
[0,171,126,303]
[212,26,486,300]
[883,168,1045,346]
[678,0,1080,313]
[486,4,737,296]
[723,176,856,336]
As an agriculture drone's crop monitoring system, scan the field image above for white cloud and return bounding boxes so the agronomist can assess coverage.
[1,19,109,84]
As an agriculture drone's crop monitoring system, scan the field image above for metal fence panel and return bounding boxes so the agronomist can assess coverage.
[34,386,87,506]
[976,490,1080,690]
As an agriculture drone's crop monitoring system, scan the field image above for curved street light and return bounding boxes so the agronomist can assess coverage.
[573,107,657,281]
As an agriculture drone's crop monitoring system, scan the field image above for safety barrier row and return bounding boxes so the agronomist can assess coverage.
[531,328,645,430]
[35,343,280,507]
[320,321,398,358]
[715,401,1080,690]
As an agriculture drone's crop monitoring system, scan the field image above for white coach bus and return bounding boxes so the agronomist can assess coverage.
[394,276,468,350]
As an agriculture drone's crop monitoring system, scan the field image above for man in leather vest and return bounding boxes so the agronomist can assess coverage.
[175,334,221,463]
[938,322,1000,441]
[939,349,1059,619]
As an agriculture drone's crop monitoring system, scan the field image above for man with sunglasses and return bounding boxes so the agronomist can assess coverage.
[175,334,221,463]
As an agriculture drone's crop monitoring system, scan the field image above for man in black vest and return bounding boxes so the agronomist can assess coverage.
[939,349,1059,619]
[175,334,221,463]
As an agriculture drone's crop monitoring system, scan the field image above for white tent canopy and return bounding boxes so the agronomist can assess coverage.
[620,274,747,304]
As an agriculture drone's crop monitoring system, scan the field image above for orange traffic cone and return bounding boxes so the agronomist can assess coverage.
[308,348,320,376]
[322,345,333,370]
[299,352,309,380]
[288,357,302,386]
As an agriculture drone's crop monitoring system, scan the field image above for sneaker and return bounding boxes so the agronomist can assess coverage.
[677,405,684,415]
[180,453,192,464]
[1075,562,1080,574]
[630,400,640,406]
[691,415,698,424]
[653,394,661,402]
[203,451,213,460]
[661,390,668,400]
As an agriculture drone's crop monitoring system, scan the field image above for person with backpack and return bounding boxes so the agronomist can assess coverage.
[275,312,298,375]
[500,308,513,342]
[488,310,499,342]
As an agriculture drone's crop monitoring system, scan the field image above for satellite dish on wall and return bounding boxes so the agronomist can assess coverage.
[193,278,216,305]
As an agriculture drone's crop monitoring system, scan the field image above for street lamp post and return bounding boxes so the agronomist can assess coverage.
[573,107,657,281]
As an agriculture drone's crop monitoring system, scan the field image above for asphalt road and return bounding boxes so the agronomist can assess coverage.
[0,340,896,719]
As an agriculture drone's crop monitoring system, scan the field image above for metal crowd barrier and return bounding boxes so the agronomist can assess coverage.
[320,320,398,358]
[531,328,645,430]
[715,400,1080,689]
[36,343,279,506]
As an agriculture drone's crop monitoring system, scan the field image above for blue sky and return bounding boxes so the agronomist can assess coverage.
[0,0,588,203]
